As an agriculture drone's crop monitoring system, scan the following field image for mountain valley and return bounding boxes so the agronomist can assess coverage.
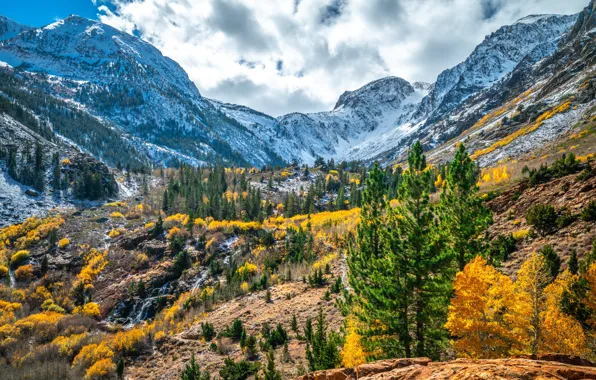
[1,1,596,379]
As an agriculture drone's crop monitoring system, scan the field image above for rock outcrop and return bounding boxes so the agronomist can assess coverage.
[297,356,596,379]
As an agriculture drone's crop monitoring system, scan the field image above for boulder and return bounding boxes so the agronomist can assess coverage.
[296,356,596,380]
[25,189,39,197]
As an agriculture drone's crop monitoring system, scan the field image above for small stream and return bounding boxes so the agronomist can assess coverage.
[8,267,15,288]
[109,281,174,326]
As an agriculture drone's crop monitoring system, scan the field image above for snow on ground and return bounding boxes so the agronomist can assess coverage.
[477,102,593,167]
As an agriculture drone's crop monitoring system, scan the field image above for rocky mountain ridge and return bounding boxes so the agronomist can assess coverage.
[0,11,581,169]
[0,15,285,168]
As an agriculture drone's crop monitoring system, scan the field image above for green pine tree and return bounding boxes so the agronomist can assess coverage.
[180,354,210,380]
[569,249,579,275]
[263,351,282,380]
[305,308,340,371]
[540,244,561,280]
[346,163,406,357]
[438,143,492,270]
[388,141,450,358]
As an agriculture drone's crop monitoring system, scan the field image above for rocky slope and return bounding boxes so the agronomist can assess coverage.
[215,13,576,165]
[401,1,596,169]
[0,15,31,41]
[0,112,117,227]
[0,15,285,167]
[0,11,579,169]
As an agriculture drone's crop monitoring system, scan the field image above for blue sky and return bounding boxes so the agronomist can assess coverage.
[1,0,100,27]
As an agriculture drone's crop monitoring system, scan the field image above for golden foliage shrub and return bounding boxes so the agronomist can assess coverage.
[111,327,147,355]
[341,318,367,368]
[0,216,64,250]
[14,264,33,282]
[0,265,8,279]
[10,250,30,267]
[105,201,126,207]
[73,343,114,369]
[312,253,337,270]
[164,214,189,228]
[58,238,70,248]
[237,262,258,278]
[512,229,530,240]
[85,358,116,380]
[77,249,108,286]
[73,303,101,318]
[51,332,89,357]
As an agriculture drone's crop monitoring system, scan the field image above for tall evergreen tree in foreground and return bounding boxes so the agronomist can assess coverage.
[438,143,492,269]
[347,163,401,356]
[347,142,452,360]
[387,141,450,358]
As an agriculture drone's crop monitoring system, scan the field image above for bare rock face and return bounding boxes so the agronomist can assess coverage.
[297,356,596,380]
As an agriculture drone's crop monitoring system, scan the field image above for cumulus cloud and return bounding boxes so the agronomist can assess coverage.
[97,0,587,116]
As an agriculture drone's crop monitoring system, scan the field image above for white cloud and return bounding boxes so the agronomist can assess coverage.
[97,0,587,116]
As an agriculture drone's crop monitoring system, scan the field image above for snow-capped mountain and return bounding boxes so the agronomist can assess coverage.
[402,0,596,169]
[0,15,31,41]
[215,13,576,165]
[413,14,577,125]
[0,15,284,167]
[0,10,582,169]
[274,77,431,163]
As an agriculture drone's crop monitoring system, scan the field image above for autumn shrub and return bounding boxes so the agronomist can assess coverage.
[51,332,89,358]
[58,238,70,249]
[164,213,189,229]
[526,204,557,235]
[581,200,596,222]
[10,250,30,267]
[105,201,126,207]
[107,228,122,238]
[85,358,116,380]
[73,302,101,319]
[42,299,66,313]
[0,265,8,279]
[111,327,149,356]
[15,312,64,343]
[72,343,114,369]
[154,330,167,345]
[14,264,33,281]
[341,318,367,368]
[237,262,258,280]
[512,229,530,241]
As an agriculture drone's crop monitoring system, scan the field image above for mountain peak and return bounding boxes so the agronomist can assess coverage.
[333,76,413,110]
[514,14,557,25]
[0,14,32,41]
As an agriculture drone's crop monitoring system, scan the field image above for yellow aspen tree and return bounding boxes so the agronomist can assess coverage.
[514,252,551,355]
[341,318,367,368]
[540,270,588,356]
[445,256,525,358]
